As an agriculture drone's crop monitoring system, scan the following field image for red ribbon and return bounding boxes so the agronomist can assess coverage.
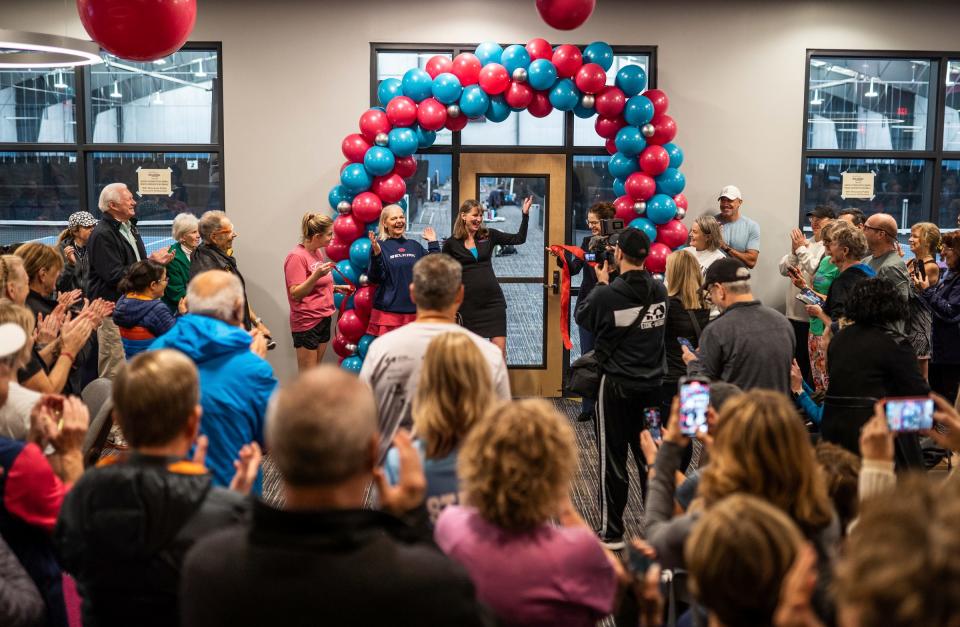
[549,245,594,350]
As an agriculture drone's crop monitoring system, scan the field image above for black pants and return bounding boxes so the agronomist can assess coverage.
[790,318,813,387]
[596,375,660,541]
[930,362,960,405]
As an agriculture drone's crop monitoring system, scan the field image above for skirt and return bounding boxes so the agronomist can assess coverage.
[367,309,416,337]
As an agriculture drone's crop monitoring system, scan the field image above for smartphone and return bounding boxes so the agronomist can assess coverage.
[625,544,655,576]
[583,252,597,262]
[644,407,661,442]
[677,337,696,353]
[678,376,710,436]
[884,397,934,432]
[795,288,823,307]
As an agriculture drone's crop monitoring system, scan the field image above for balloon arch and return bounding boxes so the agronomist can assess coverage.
[327,39,688,372]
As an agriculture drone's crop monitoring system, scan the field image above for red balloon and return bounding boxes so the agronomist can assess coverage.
[613,195,635,222]
[353,286,376,321]
[527,92,553,118]
[478,63,510,95]
[649,114,678,145]
[78,0,196,62]
[359,109,391,143]
[639,145,670,176]
[325,238,350,263]
[425,55,453,79]
[332,333,355,358]
[451,53,482,86]
[505,81,534,109]
[644,89,670,116]
[445,113,469,131]
[575,63,606,94]
[351,192,383,223]
[673,193,689,210]
[372,174,407,203]
[604,138,617,155]
[333,214,365,243]
[386,96,418,127]
[338,310,366,343]
[416,97,448,131]
[595,115,626,139]
[644,243,671,274]
[393,155,418,179]
[656,219,689,250]
[526,38,553,61]
[535,0,596,30]
[595,86,626,117]
[552,44,583,79]
[625,172,656,201]
[341,134,370,163]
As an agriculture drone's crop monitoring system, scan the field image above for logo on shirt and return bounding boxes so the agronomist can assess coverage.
[398,247,406,253]
[613,300,667,329]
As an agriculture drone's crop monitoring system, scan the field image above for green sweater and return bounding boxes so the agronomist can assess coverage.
[162,242,191,312]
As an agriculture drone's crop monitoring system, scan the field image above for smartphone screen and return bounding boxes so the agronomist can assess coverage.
[583,252,597,262]
[795,289,822,306]
[677,337,695,352]
[884,397,934,432]
[678,378,710,436]
[644,407,661,441]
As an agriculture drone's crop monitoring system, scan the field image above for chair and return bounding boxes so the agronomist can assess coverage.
[80,377,113,467]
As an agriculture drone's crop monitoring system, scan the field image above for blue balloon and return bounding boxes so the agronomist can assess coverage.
[664,143,684,168]
[363,146,395,177]
[573,102,595,119]
[614,126,647,157]
[583,41,614,72]
[501,44,531,74]
[341,355,364,374]
[388,127,418,157]
[432,72,463,105]
[349,238,373,269]
[629,217,658,242]
[333,291,354,309]
[340,163,371,193]
[328,184,355,211]
[475,41,503,66]
[366,221,379,234]
[333,259,361,286]
[485,96,511,123]
[655,168,686,196]
[377,78,402,107]
[357,334,376,359]
[549,78,581,112]
[415,126,437,148]
[459,85,490,118]
[647,194,678,225]
[623,95,655,126]
[608,152,639,179]
[613,178,626,198]
[371,106,386,112]
[397,197,408,211]
[401,68,433,102]
[527,58,558,90]
[615,65,648,97]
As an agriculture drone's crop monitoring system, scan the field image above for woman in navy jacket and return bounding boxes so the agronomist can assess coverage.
[366,204,439,336]
[917,230,960,401]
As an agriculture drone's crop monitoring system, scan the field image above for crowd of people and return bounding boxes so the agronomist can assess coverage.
[0,179,959,627]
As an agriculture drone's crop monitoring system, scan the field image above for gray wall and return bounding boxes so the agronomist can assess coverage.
[7,0,960,381]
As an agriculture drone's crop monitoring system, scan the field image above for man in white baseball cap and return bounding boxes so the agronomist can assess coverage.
[716,185,760,269]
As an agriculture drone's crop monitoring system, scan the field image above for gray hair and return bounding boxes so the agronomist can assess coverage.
[721,280,751,295]
[186,270,243,322]
[412,254,462,311]
[171,212,200,241]
[695,214,725,251]
[198,210,227,241]
[266,366,377,486]
[98,183,128,213]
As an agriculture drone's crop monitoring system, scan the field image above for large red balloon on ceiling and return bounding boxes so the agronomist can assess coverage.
[77,0,197,62]
[534,0,596,30]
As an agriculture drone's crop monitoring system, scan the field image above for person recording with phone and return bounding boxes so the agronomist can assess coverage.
[574,228,667,549]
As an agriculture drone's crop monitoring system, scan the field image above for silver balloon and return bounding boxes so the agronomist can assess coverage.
[512,67,528,83]
[580,94,595,109]
[374,132,389,146]
[345,343,358,354]
[359,274,370,286]
[634,201,647,215]
[337,200,353,215]
[676,207,686,219]
[641,123,656,138]
[447,104,461,118]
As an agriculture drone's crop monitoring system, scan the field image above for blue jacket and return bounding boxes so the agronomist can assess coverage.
[921,270,960,365]
[113,295,177,359]
[149,314,277,493]
[367,237,439,313]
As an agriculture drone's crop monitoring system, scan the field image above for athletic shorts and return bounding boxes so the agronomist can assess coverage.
[291,317,332,349]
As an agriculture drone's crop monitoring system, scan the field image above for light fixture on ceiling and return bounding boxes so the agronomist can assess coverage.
[153,59,167,66]
[810,90,824,106]
[110,81,121,98]
[0,29,101,68]
[865,78,879,98]
[193,60,206,78]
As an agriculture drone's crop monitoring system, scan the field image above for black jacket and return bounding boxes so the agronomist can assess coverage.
[54,453,249,627]
[575,269,667,390]
[180,501,488,627]
[56,237,91,295]
[87,215,147,302]
[189,243,252,330]
[663,296,710,384]
[559,235,600,303]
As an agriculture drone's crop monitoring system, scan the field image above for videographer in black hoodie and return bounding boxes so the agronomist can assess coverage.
[575,227,667,549]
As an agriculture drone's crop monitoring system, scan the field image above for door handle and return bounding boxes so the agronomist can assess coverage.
[551,270,560,295]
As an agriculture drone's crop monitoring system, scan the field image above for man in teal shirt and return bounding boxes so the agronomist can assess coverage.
[716,185,760,269]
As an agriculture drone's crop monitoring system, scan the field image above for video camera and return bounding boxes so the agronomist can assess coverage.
[584,218,625,266]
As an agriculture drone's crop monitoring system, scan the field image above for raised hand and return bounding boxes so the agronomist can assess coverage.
[191,435,209,466]
[58,289,82,310]
[368,231,382,256]
[522,196,534,215]
[422,226,437,242]
[64,245,77,265]
[790,228,808,252]
[49,396,89,454]
[35,312,62,345]
[860,403,895,462]
[148,249,175,265]
[373,430,427,516]
[229,442,263,494]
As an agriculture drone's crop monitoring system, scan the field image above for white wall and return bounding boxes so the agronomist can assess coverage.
[6,0,960,382]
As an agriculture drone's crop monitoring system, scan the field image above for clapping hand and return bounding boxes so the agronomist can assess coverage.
[521,196,534,215]
[790,228,808,253]
[229,442,263,494]
[368,231,382,256]
[148,249,175,265]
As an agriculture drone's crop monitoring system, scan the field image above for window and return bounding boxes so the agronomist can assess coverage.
[802,52,960,235]
[0,43,224,246]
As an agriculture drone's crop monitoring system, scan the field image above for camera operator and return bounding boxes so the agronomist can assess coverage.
[575,228,667,549]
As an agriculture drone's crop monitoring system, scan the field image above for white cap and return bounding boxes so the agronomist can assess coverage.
[718,185,742,200]
[0,323,26,360]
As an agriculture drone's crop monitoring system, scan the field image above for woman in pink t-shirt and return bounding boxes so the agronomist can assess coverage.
[283,213,350,371]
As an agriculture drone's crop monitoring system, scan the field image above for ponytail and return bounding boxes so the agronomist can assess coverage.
[301,212,333,242]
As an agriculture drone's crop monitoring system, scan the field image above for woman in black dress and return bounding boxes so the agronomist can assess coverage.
[442,196,532,357]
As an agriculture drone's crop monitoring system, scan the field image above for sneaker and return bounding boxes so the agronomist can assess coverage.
[576,411,595,423]
[600,537,625,551]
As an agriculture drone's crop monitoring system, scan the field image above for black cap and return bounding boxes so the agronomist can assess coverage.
[704,257,750,286]
[613,227,650,259]
[806,206,836,219]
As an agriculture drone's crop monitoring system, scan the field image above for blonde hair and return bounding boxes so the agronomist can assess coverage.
[910,221,941,257]
[830,222,868,261]
[666,250,705,309]
[459,399,575,531]
[0,256,26,298]
[452,199,489,241]
[377,205,404,240]
[413,332,491,459]
[300,212,333,243]
[694,214,725,251]
[0,298,34,368]
[699,390,834,534]
[15,242,63,282]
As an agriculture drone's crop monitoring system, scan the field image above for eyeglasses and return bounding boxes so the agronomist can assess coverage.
[587,220,600,226]
[862,224,894,238]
